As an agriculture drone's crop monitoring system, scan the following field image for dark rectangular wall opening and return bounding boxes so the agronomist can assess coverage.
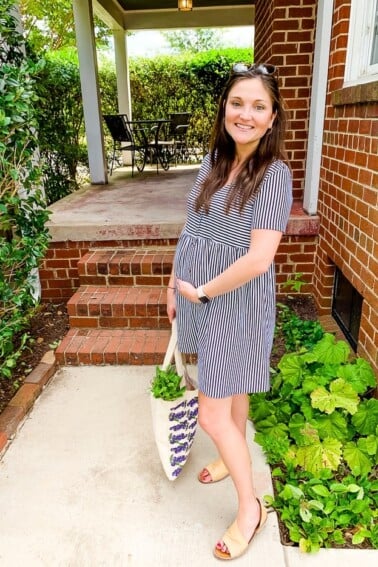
[332,267,363,351]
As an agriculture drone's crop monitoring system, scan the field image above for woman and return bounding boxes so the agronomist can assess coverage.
[167,63,293,561]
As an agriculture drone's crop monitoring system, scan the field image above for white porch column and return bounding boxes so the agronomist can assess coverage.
[72,0,108,184]
[303,0,334,214]
[113,30,132,119]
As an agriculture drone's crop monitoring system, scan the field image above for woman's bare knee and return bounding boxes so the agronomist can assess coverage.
[198,394,232,438]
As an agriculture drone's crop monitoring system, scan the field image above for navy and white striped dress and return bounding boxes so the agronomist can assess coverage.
[174,154,293,398]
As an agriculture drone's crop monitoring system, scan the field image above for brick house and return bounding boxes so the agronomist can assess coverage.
[40,1,378,378]
[254,0,377,373]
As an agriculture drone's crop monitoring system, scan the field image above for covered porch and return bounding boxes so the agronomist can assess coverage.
[42,165,319,304]
[43,163,318,365]
[47,165,199,243]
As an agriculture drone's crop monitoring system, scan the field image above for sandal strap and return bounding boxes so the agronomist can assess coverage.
[222,520,248,558]
[215,499,268,560]
[205,459,229,482]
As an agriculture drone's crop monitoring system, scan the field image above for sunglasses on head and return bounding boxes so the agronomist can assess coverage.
[232,63,277,76]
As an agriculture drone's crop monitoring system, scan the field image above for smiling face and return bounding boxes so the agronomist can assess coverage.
[224,76,276,157]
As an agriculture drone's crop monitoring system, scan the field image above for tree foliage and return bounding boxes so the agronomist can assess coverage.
[0,0,50,380]
[162,28,224,54]
[19,0,110,52]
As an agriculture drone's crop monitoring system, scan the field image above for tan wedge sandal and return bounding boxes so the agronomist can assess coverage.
[197,458,229,484]
[213,498,268,561]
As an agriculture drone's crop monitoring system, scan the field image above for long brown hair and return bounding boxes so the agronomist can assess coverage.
[196,64,288,214]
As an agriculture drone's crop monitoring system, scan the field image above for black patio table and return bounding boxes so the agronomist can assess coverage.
[128,118,174,173]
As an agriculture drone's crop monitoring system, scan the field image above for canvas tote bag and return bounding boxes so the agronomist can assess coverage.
[150,319,198,481]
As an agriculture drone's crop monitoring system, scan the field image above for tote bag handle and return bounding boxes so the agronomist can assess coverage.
[161,318,186,380]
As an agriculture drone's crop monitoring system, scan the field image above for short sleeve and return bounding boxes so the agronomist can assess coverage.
[250,161,293,232]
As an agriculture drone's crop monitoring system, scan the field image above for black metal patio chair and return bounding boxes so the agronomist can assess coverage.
[146,119,176,172]
[168,112,191,165]
[103,114,147,176]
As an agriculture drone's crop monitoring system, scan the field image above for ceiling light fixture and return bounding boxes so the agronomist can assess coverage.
[178,0,192,11]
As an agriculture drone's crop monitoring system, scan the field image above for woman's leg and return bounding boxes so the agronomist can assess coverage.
[198,392,261,549]
[198,393,249,482]
[231,393,249,438]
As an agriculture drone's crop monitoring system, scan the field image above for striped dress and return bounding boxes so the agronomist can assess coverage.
[174,154,293,398]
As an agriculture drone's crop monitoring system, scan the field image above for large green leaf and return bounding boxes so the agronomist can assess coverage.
[296,437,342,474]
[300,422,320,445]
[311,378,359,415]
[279,483,304,500]
[311,333,350,365]
[288,413,306,444]
[249,396,274,422]
[301,367,335,394]
[316,411,348,441]
[351,398,378,435]
[277,352,305,387]
[337,358,376,394]
[343,442,373,476]
[357,435,377,457]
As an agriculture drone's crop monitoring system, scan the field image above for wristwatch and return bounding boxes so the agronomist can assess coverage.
[197,285,210,304]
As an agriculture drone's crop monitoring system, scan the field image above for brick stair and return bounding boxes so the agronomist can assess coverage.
[66,286,170,330]
[56,247,175,366]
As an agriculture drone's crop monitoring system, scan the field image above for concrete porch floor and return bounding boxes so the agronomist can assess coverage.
[46,164,318,243]
[47,165,199,242]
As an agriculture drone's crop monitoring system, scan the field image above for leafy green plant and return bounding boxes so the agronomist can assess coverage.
[250,332,378,551]
[276,303,324,351]
[282,272,307,293]
[33,49,85,204]
[150,365,186,401]
[264,470,378,553]
[0,1,50,381]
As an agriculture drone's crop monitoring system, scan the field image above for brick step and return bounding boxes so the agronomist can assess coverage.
[55,328,171,366]
[67,285,169,329]
[77,248,175,287]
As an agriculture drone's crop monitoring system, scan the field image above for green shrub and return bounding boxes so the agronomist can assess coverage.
[100,47,253,159]
[276,302,324,352]
[250,332,378,552]
[0,1,50,380]
[34,48,85,205]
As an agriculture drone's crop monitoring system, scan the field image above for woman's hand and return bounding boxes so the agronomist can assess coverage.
[176,279,200,303]
[167,287,177,323]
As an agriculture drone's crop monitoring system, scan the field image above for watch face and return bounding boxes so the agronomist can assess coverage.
[199,295,210,304]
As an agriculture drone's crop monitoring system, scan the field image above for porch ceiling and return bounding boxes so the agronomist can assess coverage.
[94,0,255,30]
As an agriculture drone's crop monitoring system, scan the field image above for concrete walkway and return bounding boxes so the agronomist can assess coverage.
[0,366,376,567]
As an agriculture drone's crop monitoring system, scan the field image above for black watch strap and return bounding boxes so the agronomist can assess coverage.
[197,285,210,304]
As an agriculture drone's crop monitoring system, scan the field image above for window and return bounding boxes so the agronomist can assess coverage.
[332,268,363,351]
[345,0,378,85]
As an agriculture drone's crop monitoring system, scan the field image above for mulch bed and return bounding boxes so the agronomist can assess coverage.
[0,303,69,415]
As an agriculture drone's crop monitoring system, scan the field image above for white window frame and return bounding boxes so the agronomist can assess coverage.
[344,0,378,86]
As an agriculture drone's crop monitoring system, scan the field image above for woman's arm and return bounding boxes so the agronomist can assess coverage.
[176,228,283,303]
[166,269,177,322]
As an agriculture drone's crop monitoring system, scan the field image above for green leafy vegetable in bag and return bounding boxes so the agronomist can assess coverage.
[150,365,186,401]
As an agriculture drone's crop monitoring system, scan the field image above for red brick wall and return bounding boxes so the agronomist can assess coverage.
[40,231,318,303]
[313,0,378,375]
[40,239,178,302]
[254,0,377,377]
[255,0,317,201]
